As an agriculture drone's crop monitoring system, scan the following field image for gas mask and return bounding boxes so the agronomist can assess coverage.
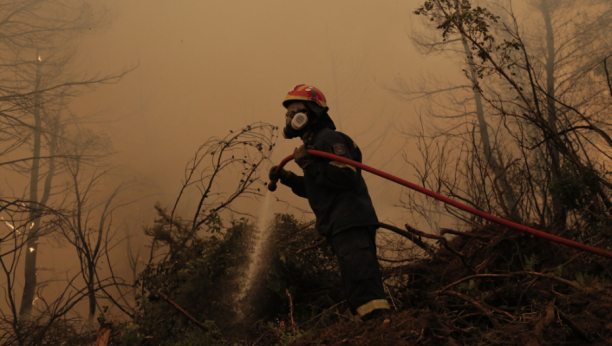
[283,111,309,139]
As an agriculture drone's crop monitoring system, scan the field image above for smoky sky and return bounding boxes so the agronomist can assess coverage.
[69,0,461,220]
[3,0,535,317]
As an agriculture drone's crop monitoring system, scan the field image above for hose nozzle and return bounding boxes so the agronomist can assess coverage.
[267,154,296,192]
[268,181,278,191]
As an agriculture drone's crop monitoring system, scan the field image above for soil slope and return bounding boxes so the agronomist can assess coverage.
[291,225,612,346]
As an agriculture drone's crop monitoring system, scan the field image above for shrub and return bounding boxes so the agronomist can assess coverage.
[134,214,253,345]
[247,214,344,327]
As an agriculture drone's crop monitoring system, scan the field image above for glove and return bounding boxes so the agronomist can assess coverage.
[269,165,291,182]
[294,145,314,170]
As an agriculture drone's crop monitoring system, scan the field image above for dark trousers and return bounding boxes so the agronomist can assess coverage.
[330,226,388,316]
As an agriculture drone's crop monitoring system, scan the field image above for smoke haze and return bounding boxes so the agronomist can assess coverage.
[2,0,467,321]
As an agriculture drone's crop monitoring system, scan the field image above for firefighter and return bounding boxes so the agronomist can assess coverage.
[269,84,390,321]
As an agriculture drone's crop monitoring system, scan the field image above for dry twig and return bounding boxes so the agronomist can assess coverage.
[516,271,582,290]
[286,289,297,340]
[534,300,556,339]
[295,238,326,254]
[404,224,476,274]
[433,274,513,297]
[379,222,435,256]
[556,306,590,341]
[157,291,220,340]
[439,290,516,321]
[440,228,493,240]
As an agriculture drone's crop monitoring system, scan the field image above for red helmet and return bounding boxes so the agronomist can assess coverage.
[282,84,328,109]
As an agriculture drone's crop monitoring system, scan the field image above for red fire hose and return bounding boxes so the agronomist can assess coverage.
[268,150,612,259]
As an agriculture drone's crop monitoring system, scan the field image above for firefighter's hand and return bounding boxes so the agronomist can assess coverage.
[294,145,314,170]
[269,165,290,182]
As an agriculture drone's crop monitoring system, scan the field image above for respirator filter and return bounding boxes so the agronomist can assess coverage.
[283,112,308,139]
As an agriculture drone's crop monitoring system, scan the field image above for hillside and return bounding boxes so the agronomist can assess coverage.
[281,225,612,346]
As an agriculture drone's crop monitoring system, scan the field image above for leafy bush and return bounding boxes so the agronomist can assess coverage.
[133,208,254,345]
[247,214,344,327]
[549,162,612,240]
[549,162,602,211]
[123,209,344,345]
[118,323,143,346]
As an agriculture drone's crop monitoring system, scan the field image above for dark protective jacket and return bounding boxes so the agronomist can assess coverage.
[281,128,379,237]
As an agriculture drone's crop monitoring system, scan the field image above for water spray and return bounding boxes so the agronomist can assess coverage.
[234,189,274,320]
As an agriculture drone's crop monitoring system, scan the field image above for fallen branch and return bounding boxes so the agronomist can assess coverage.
[534,300,556,339]
[404,224,476,274]
[379,222,435,256]
[542,239,605,274]
[403,223,445,240]
[94,325,112,346]
[157,291,220,340]
[286,289,297,341]
[440,228,493,240]
[516,271,582,290]
[438,290,516,323]
[295,238,326,254]
[556,306,590,341]
[433,274,513,297]
[433,271,582,298]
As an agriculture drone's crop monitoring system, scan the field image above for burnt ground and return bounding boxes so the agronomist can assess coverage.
[274,225,612,346]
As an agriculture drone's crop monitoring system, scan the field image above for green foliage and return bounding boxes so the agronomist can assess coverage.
[203,211,222,234]
[169,324,223,346]
[143,204,189,249]
[573,271,595,287]
[459,279,477,292]
[415,0,500,44]
[553,265,564,278]
[549,162,612,239]
[119,323,143,346]
[523,254,539,272]
[130,208,343,345]
[254,214,343,325]
[414,0,520,78]
[134,210,254,345]
[265,321,308,346]
[11,319,97,346]
[549,162,602,211]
